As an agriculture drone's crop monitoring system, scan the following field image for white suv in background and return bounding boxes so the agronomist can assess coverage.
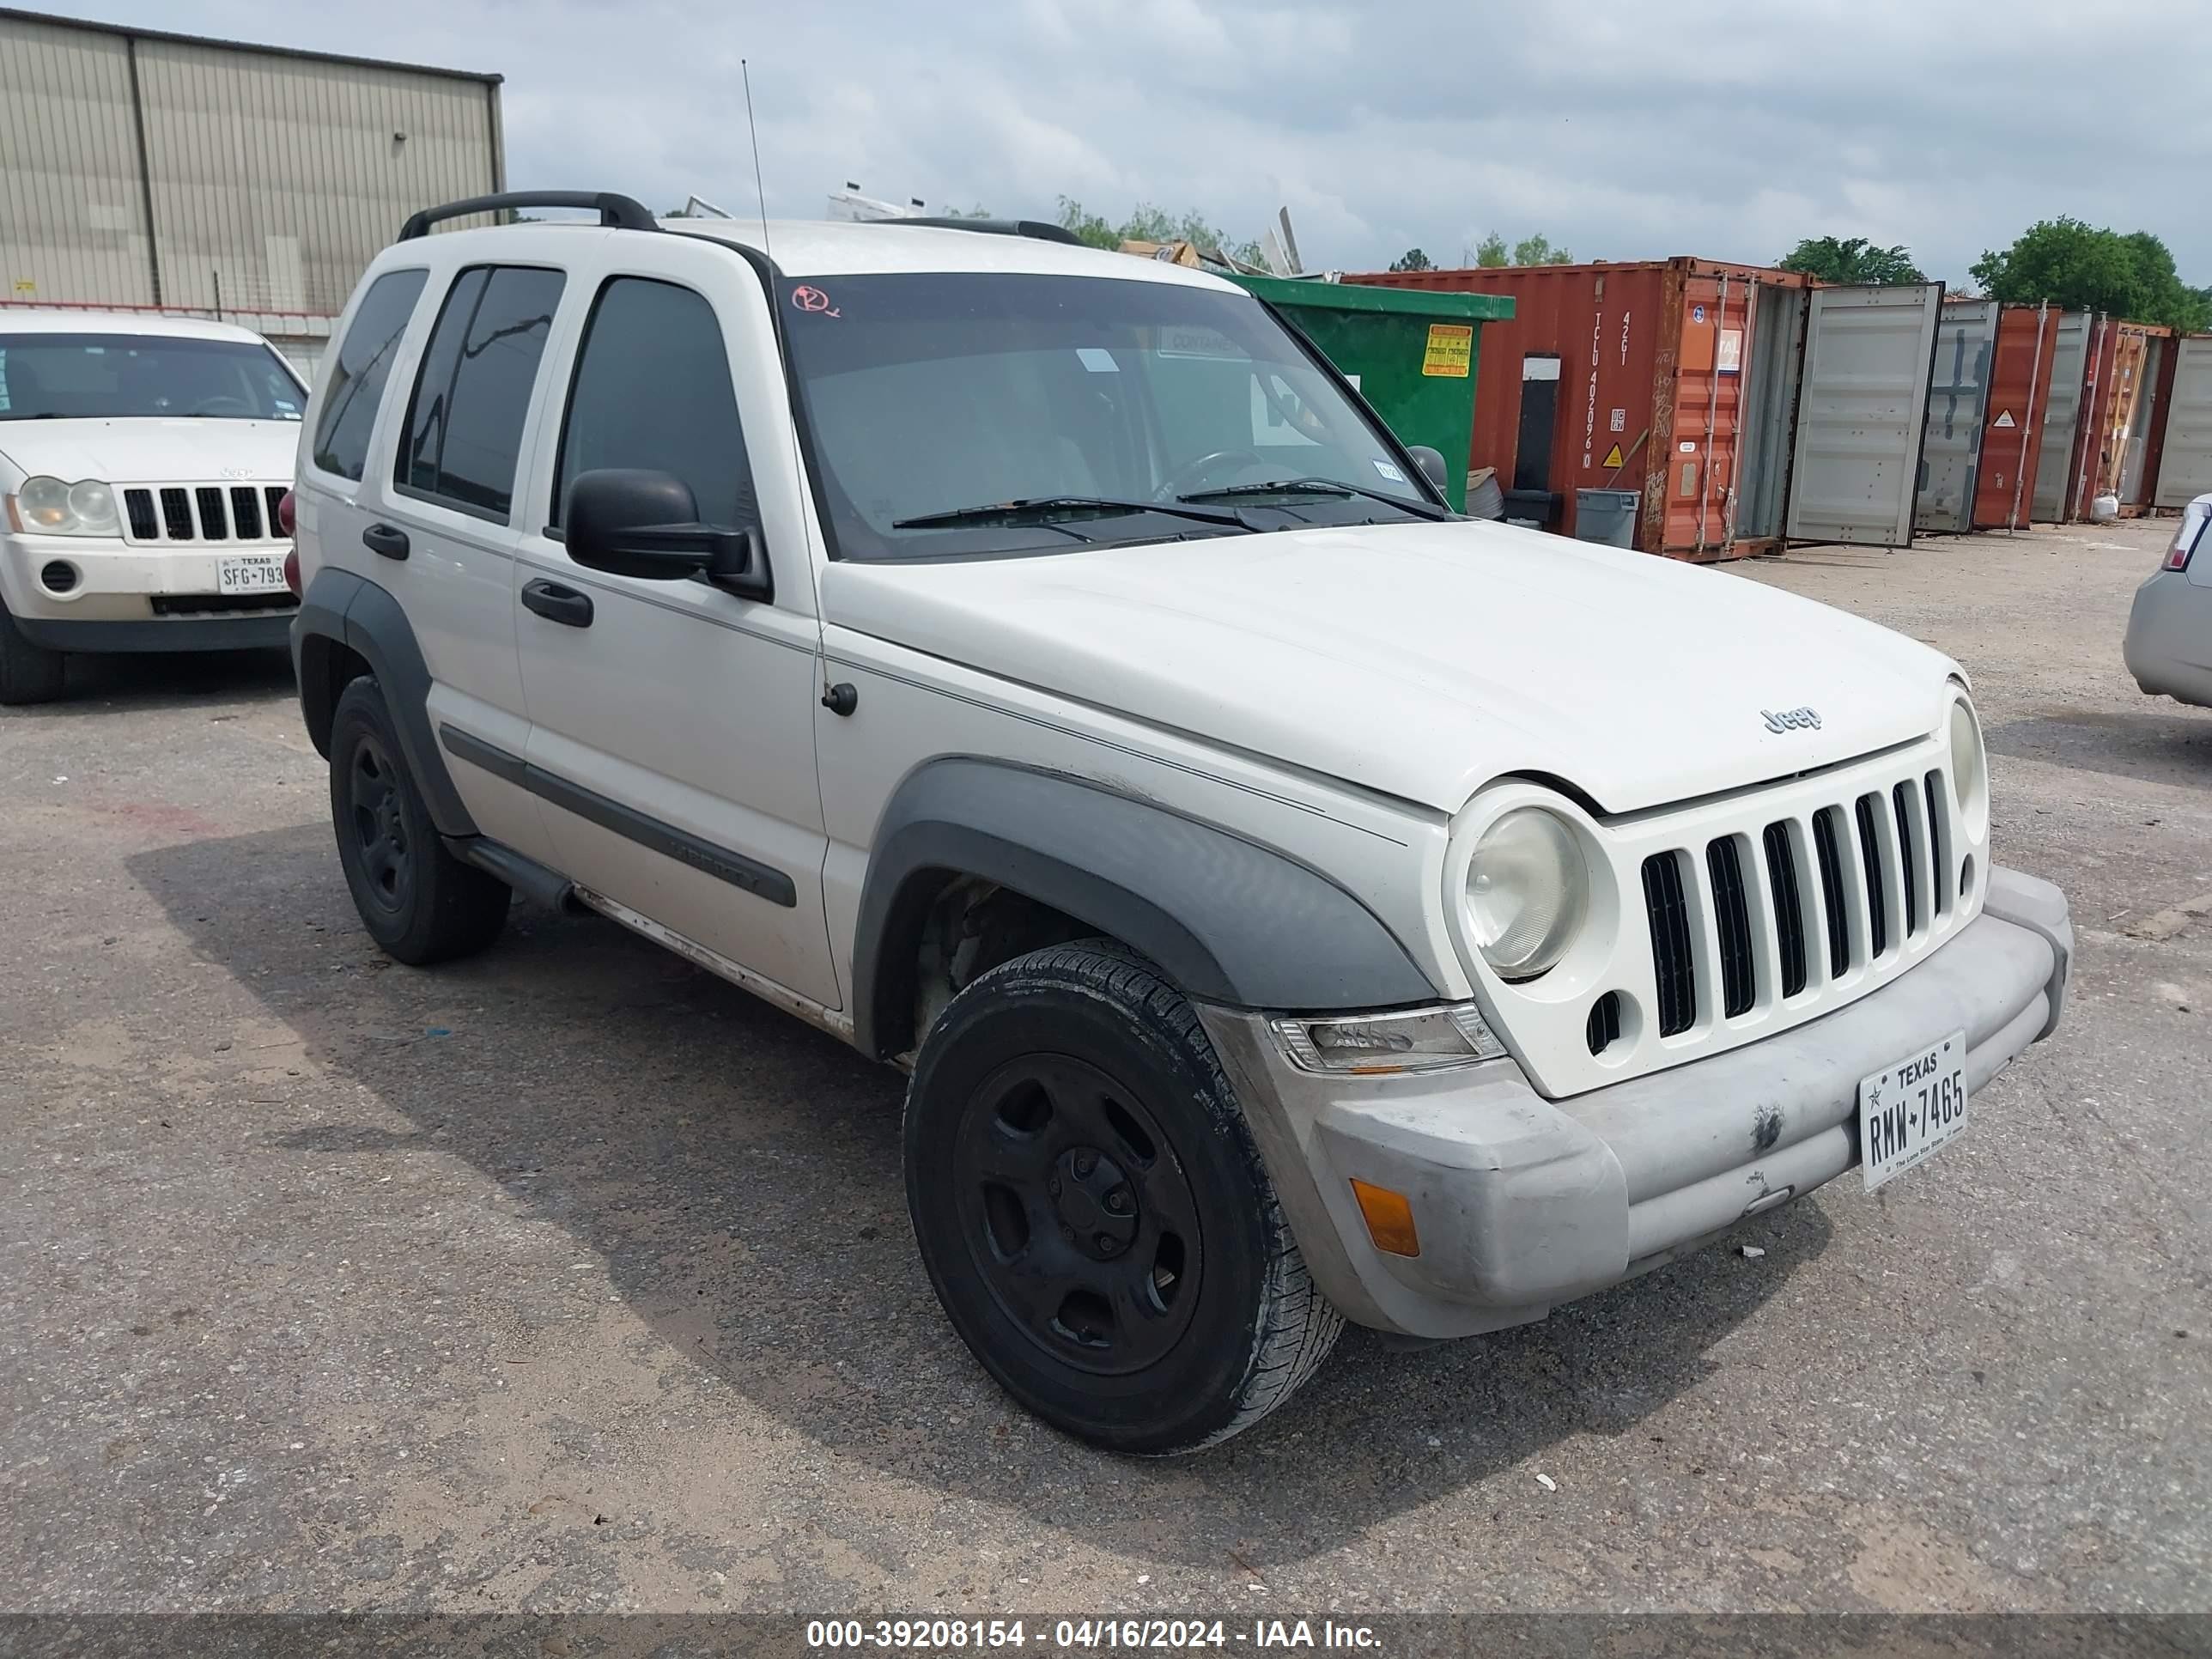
[0,311,307,703]
[291,192,2074,1454]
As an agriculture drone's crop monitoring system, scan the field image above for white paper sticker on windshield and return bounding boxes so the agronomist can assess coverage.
[1076,348,1119,374]
[1374,459,1407,483]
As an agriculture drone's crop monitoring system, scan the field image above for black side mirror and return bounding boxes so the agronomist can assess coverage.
[1407,446,1450,492]
[562,468,770,599]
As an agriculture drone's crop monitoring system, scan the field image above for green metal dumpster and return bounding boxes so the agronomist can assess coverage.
[1232,274,1514,511]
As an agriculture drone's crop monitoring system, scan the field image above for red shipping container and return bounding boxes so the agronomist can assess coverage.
[1972,304,2061,531]
[1350,258,1818,559]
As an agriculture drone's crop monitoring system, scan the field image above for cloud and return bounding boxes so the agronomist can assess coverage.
[64,0,2212,284]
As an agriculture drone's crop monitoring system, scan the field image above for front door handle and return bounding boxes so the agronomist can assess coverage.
[520,578,594,628]
[362,522,410,560]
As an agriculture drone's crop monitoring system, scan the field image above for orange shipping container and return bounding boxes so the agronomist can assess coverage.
[1350,258,1817,558]
[1971,303,2061,531]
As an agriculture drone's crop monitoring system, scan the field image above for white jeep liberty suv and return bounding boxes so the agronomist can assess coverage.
[291,191,2072,1454]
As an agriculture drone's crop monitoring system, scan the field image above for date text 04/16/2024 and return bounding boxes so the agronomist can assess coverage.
[805,1619,1382,1650]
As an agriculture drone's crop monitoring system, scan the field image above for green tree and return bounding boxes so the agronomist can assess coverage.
[1474,233,1509,268]
[1511,232,1572,265]
[1778,235,1927,285]
[1389,247,1434,272]
[1970,218,2207,330]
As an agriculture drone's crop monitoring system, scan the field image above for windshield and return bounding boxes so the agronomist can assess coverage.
[0,333,306,422]
[776,272,1437,558]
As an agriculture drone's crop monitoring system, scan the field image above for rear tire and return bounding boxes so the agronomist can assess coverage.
[904,940,1341,1454]
[328,676,509,964]
[0,600,66,706]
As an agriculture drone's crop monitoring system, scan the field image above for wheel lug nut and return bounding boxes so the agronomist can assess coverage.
[1104,1188,1131,1214]
[1060,1224,1075,1243]
[1095,1233,1121,1255]
[1048,1176,1061,1197]
[1074,1152,1095,1177]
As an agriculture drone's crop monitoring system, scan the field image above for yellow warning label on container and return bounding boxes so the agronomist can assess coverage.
[1601,442,1625,470]
[10,279,32,295]
[1422,323,1474,377]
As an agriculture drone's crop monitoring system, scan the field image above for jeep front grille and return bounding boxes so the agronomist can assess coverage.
[120,483,290,545]
[1637,765,1959,1046]
[1761,821,1808,999]
[1641,851,1696,1037]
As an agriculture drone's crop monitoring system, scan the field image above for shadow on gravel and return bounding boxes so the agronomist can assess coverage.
[129,822,1827,1571]
[0,645,295,719]
[1986,707,2212,787]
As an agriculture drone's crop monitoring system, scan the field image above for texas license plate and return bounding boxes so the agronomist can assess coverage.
[1859,1030,1969,1191]
[217,553,288,595]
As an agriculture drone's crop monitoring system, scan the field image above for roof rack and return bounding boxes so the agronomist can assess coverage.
[398,191,659,241]
[881,217,1084,247]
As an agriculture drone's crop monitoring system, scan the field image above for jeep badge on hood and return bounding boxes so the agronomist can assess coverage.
[1762,706,1823,732]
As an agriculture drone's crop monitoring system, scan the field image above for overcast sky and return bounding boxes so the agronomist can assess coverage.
[58,0,2212,286]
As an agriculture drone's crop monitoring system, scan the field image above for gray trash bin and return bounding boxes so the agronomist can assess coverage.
[1573,489,1639,547]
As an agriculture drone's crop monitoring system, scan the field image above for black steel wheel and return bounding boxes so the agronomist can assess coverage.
[327,676,510,964]
[954,1053,1204,1376]
[906,941,1341,1454]
[346,731,414,919]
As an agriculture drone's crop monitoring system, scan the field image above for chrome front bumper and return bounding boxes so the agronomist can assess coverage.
[1199,866,2072,1340]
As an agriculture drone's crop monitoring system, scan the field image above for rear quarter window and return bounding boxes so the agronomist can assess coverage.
[312,268,429,481]
[397,264,566,522]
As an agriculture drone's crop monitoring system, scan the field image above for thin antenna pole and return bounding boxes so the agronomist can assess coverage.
[742,58,833,693]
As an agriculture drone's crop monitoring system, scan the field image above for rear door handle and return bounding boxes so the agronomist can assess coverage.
[520,577,594,629]
[362,522,410,560]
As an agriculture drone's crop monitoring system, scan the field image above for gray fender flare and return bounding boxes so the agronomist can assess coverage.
[291,565,477,838]
[852,757,1441,1058]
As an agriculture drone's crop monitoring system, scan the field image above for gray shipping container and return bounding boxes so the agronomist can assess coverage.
[2154,336,2212,508]
[1914,301,1997,534]
[1784,283,1946,547]
[2031,313,2096,522]
[1,9,501,319]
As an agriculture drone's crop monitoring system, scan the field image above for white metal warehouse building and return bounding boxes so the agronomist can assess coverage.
[0,7,503,374]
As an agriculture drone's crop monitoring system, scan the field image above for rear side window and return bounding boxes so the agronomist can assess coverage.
[551,276,756,530]
[398,264,565,521]
[313,267,427,480]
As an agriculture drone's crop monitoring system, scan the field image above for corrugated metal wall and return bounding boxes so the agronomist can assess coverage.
[0,14,156,307]
[2,12,499,319]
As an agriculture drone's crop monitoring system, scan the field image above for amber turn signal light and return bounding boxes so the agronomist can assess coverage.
[1350,1178,1420,1258]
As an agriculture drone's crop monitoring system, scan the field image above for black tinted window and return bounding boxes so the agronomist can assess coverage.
[553,277,755,530]
[313,268,426,480]
[398,264,564,521]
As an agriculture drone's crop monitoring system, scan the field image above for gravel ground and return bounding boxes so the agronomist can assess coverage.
[2,516,2206,1617]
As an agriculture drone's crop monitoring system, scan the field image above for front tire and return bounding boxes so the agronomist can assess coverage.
[0,599,66,705]
[328,676,510,964]
[904,941,1341,1454]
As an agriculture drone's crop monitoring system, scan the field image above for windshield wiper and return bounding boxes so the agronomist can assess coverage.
[1179,477,1452,521]
[892,495,1250,532]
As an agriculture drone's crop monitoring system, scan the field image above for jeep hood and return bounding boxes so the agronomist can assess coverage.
[0,417,301,483]
[821,519,1957,817]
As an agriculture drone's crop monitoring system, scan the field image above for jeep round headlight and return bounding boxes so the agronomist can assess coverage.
[1948,697,1989,838]
[67,479,118,534]
[11,475,118,537]
[15,475,72,529]
[1466,807,1589,979]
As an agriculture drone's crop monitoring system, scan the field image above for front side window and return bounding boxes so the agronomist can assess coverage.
[0,332,305,426]
[398,264,565,521]
[776,271,1437,560]
[552,276,755,530]
[312,267,427,479]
